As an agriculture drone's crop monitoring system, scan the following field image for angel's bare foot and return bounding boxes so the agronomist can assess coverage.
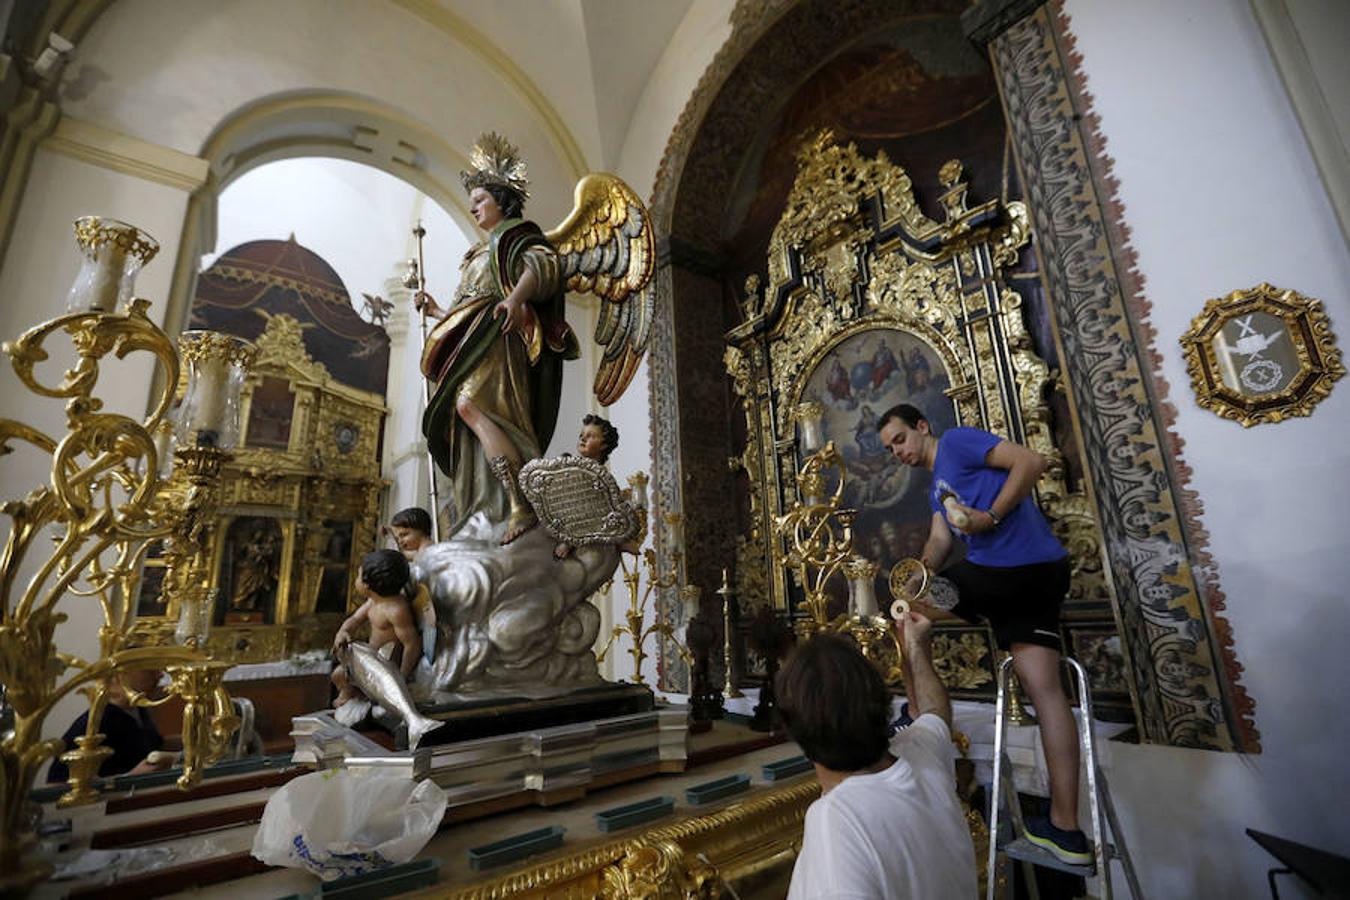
[501,512,537,545]
[334,688,357,707]
[554,542,573,559]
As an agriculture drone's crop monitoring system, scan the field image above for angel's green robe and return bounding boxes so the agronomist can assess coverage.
[420,219,580,537]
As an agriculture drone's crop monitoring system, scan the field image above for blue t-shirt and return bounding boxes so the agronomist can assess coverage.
[930,427,1065,567]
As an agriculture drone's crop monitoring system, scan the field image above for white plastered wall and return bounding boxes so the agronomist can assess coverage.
[1064,0,1350,896]
[59,0,582,226]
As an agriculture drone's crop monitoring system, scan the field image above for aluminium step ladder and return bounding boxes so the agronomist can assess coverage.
[986,655,1143,900]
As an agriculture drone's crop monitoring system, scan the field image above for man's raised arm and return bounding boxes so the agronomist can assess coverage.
[896,610,950,727]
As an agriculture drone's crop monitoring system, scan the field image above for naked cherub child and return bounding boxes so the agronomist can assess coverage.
[331,549,422,708]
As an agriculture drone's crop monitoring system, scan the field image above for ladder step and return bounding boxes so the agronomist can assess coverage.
[1001,837,1097,877]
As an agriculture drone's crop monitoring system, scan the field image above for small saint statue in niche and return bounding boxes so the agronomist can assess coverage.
[229,528,279,616]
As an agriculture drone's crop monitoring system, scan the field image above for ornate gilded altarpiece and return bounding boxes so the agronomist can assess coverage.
[724,131,1127,715]
[131,313,387,662]
[646,0,1257,751]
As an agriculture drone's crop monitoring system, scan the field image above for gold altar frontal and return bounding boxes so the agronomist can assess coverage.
[34,719,814,899]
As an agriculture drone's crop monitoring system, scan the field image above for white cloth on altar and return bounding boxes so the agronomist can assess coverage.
[787,713,977,900]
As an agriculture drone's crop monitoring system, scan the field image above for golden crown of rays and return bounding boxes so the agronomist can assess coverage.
[460,131,530,201]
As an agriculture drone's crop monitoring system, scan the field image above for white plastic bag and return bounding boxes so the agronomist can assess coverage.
[251,769,448,880]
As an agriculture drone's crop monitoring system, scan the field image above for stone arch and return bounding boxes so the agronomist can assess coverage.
[5,0,596,287]
[164,89,480,338]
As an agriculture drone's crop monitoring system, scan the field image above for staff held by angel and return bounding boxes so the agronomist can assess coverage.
[415,133,652,545]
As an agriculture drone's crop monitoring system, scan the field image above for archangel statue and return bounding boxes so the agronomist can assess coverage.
[416,132,652,545]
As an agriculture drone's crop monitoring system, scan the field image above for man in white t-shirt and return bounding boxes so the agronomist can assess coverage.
[778,612,977,900]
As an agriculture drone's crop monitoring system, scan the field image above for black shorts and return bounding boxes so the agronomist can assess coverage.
[943,557,1070,651]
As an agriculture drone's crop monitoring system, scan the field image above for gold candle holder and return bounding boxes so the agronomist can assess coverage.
[774,441,855,637]
[719,570,744,699]
[176,331,255,450]
[844,555,880,617]
[792,401,826,455]
[66,216,159,313]
[595,480,692,687]
[0,219,249,891]
[772,444,905,684]
[626,470,649,513]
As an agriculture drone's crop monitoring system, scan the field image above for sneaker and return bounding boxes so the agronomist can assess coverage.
[886,702,914,737]
[1023,815,1093,866]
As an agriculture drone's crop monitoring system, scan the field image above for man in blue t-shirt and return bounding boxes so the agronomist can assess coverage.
[877,403,1091,866]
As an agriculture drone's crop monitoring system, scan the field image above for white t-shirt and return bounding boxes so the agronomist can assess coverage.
[787,714,978,900]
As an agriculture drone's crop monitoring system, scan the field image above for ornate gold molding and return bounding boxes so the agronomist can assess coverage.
[443,779,819,899]
[131,313,387,663]
[932,632,994,691]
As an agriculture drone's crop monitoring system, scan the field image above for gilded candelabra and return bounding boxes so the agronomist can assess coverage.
[774,440,855,637]
[0,218,248,891]
[596,475,693,687]
[773,437,904,682]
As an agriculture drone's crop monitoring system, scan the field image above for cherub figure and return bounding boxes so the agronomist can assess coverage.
[331,550,422,708]
[553,414,625,559]
[516,415,641,569]
[386,506,435,562]
[384,506,439,668]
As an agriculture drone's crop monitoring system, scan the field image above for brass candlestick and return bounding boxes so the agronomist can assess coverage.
[1005,667,1037,727]
[719,569,743,699]
[0,218,248,891]
[595,497,693,687]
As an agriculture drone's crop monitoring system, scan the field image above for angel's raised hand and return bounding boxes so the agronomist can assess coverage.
[413,291,442,317]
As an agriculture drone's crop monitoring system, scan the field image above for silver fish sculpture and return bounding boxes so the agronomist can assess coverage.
[338,640,446,750]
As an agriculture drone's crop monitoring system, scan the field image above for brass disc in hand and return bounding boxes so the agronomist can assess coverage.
[887,558,928,620]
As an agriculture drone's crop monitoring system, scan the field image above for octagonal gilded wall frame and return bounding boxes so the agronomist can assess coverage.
[1179,283,1343,427]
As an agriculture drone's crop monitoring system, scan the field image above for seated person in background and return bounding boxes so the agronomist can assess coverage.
[331,550,422,709]
[387,507,435,561]
[777,612,977,900]
[47,668,171,783]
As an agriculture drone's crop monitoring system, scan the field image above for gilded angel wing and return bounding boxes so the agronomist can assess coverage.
[546,173,654,406]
